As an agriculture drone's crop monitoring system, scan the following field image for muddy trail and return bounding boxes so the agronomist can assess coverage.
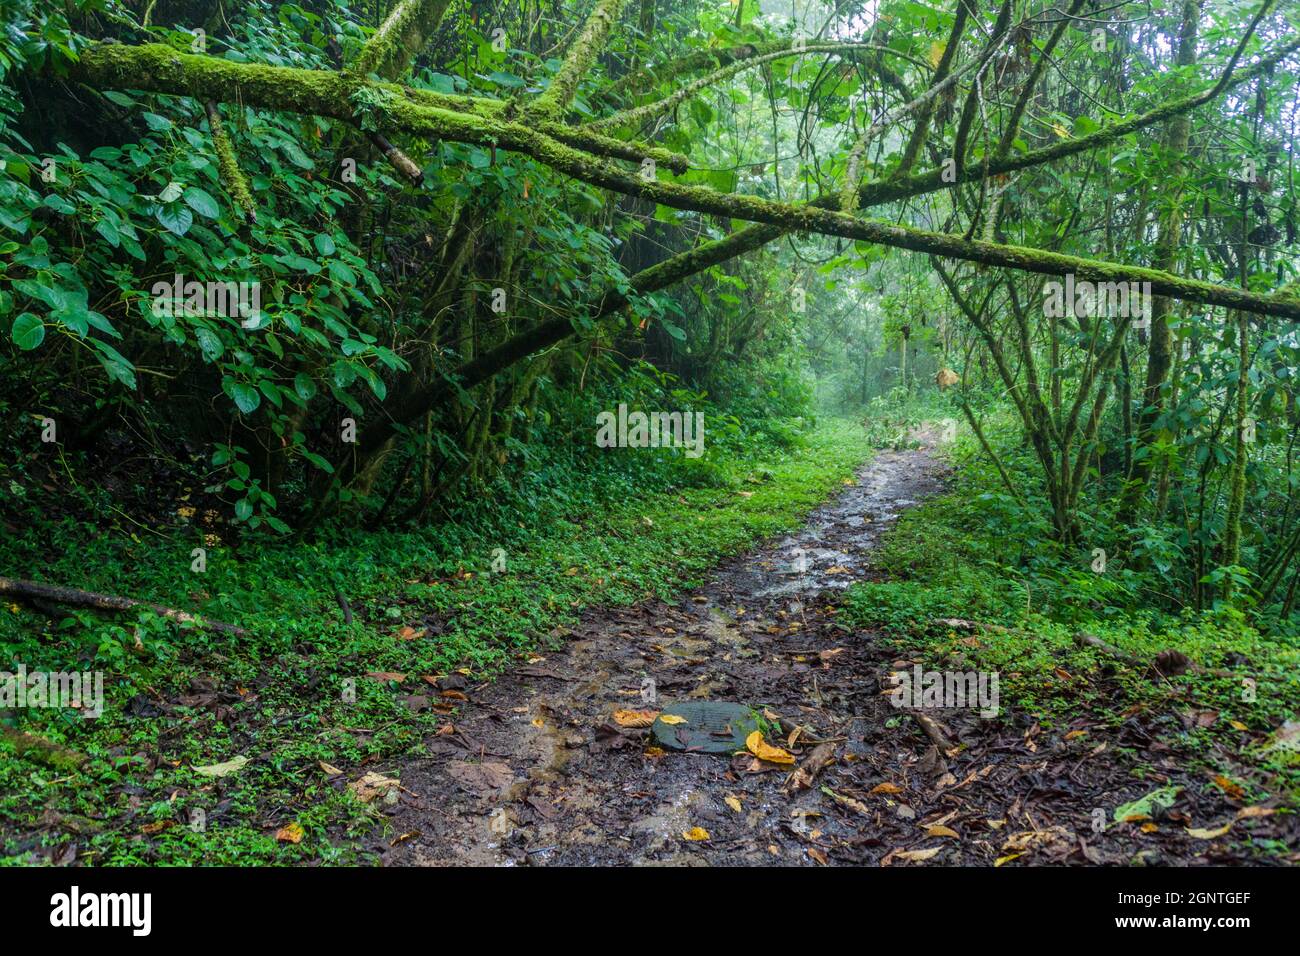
[379,433,1279,867]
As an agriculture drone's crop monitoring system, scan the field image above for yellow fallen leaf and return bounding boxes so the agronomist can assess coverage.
[1187,822,1233,840]
[613,709,659,728]
[658,714,687,725]
[870,782,904,795]
[644,746,665,757]
[319,761,343,777]
[1229,720,1249,731]
[994,852,1024,867]
[681,827,710,841]
[275,821,304,844]
[926,825,960,839]
[1140,822,1159,833]
[746,730,795,765]
[725,795,742,813]
[895,847,941,862]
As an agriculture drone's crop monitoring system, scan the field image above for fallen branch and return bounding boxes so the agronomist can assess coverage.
[0,728,87,772]
[1073,632,1235,679]
[0,577,248,636]
[785,740,837,792]
[910,711,956,752]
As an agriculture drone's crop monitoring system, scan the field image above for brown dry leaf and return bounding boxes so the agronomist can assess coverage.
[825,565,851,575]
[349,772,400,803]
[746,730,795,765]
[318,761,343,777]
[1140,822,1159,834]
[808,847,829,865]
[926,825,960,839]
[1211,774,1246,801]
[396,626,424,641]
[441,689,469,701]
[895,847,942,863]
[613,709,659,728]
[724,795,743,813]
[366,671,406,682]
[822,787,871,817]
[644,746,665,758]
[1187,821,1234,840]
[140,820,175,834]
[681,827,710,841]
[1002,826,1071,852]
[275,821,305,844]
[1236,806,1275,819]
[658,714,687,726]
[870,782,904,795]
[1064,729,1088,740]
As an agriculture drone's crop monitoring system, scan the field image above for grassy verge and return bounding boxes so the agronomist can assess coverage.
[0,417,873,864]
[838,426,1300,841]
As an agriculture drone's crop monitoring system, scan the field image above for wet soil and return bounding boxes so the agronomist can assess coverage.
[379,433,1295,866]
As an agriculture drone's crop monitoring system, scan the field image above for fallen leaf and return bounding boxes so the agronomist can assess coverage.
[366,671,407,682]
[746,730,795,765]
[348,772,401,803]
[895,847,941,862]
[1236,805,1275,819]
[1187,822,1233,840]
[1211,774,1246,801]
[681,827,710,841]
[926,825,960,839]
[808,847,828,865]
[1113,786,1180,823]
[613,709,659,728]
[870,782,904,795]
[658,714,687,726]
[275,822,304,844]
[318,761,343,776]
[193,755,248,778]
[725,795,743,813]
[994,852,1024,867]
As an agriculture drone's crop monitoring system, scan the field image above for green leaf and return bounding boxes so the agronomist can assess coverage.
[183,186,220,219]
[10,312,44,350]
[228,381,261,414]
[293,373,317,401]
[155,202,193,236]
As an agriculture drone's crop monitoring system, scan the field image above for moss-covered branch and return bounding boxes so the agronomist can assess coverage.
[204,100,256,223]
[351,0,453,80]
[526,0,626,118]
[589,42,913,133]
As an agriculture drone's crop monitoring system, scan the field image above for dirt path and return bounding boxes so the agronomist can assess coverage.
[381,431,1283,866]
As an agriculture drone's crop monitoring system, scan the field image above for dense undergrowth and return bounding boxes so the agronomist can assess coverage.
[0,413,871,865]
[840,400,1300,828]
